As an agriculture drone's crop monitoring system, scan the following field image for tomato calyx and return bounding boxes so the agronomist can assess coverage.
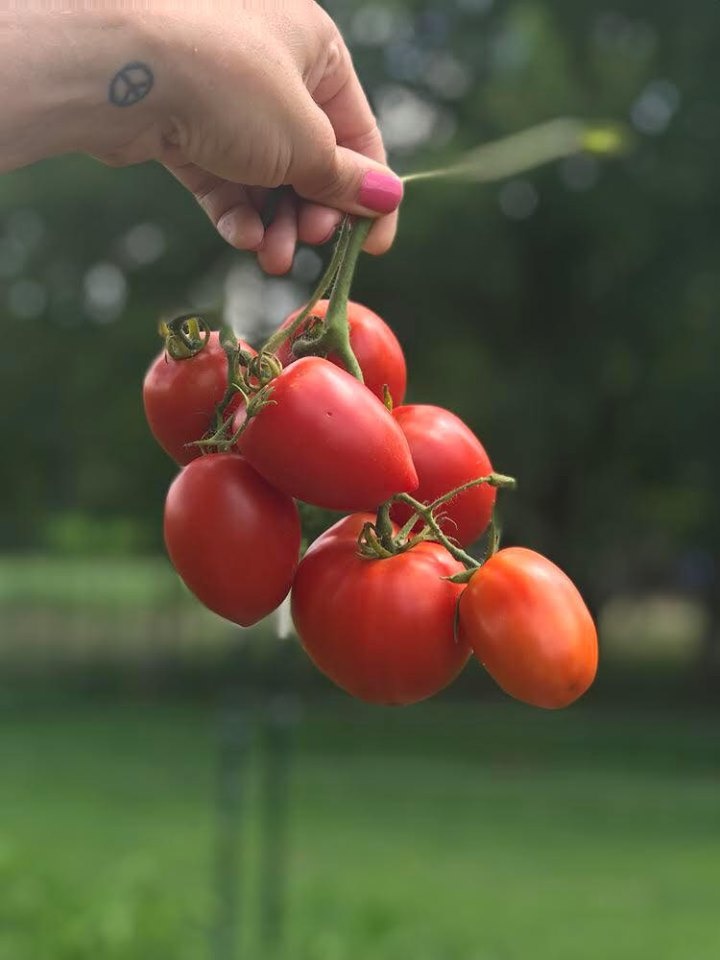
[357,472,517,575]
[261,216,370,382]
[188,332,282,456]
[193,383,276,455]
[162,217,375,459]
[161,314,211,360]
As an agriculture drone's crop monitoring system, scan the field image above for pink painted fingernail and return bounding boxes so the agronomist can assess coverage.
[357,171,404,214]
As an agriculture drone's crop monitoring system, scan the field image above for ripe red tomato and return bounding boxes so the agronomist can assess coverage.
[143,331,255,465]
[291,514,470,704]
[458,547,598,709]
[390,405,496,547]
[236,358,418,511]
[275,300,407,405]
[164,454,301,626]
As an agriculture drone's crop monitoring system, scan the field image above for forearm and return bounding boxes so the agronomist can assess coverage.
[0,7,166,172]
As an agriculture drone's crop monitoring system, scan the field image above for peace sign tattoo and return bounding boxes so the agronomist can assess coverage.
[108,62,154,108]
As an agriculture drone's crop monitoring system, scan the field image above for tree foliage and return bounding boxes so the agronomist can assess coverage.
[2,0,719,611]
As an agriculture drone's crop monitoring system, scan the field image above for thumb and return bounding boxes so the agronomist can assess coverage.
[289,130,404,218]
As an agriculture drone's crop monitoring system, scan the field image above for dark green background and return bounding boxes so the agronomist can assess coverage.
[4,0,720,635]
[1,2,719,957]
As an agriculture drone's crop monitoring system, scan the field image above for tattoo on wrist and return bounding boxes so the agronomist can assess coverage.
[108,62,154,107]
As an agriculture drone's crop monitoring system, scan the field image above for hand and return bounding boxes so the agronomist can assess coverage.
[104,1,403,273]
[1,2,402,275]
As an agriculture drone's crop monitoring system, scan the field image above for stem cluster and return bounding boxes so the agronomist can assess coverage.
[359,473,518,579]
[166,217,373,455]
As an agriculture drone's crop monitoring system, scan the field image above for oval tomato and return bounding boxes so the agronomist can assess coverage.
[291,514,470,704]
[143,331,256,465]
[236,358,418,511]
[164,454,301,626]
[275,300,407,405]
[390,405,496,547]
[458,547,598,709]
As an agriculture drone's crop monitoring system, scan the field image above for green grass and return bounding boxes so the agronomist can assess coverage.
[0,698,718,960]
[0,556,183,608]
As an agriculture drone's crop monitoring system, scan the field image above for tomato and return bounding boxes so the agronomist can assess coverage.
[143,331,256,465]
[164,454,301,626]
[236,357,418,511]
[275,300,407,405]
[458,547,598,709]
[390,405,496,547]
[291,514,470,704]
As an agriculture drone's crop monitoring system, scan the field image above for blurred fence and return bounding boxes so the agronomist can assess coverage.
[0,555,238,689]
[0,553,717,703]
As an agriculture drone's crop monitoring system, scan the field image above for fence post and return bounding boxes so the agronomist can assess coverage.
[213,697,251,960]
[258,694,299,957]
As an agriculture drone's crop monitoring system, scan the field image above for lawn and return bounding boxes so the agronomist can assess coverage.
[0,697,717,960]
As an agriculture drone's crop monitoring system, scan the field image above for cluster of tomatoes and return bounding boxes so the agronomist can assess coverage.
[143,299,597,710]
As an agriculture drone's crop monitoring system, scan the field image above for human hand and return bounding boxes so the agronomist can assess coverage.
[105,1,403,273]
[2,2,401,274]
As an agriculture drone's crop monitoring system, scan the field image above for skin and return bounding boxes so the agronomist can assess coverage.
[0,1,401,274]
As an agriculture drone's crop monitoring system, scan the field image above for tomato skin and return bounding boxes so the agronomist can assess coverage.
[164,454,301,627]
[236,358,418,511]
[275,300,407,405]
[291,514,470,705]
[390,405,496,547]
[143,331,255,465]
[458,547,598,709]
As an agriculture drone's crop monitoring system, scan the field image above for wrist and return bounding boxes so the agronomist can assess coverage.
[0,7,172,171]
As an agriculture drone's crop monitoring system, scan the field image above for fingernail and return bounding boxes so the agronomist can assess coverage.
[319,219,342,244]
[217,213,264,250]
[357,171,404,214]
[216,213,236,245]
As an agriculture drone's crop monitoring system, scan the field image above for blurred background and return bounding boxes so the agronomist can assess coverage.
[1,0,720,957]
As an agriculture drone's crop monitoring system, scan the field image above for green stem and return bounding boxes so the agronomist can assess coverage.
[426,473,517,513]
[401,118,628,187]
[393,473,516,551]
[210,327,251,434]
[317,218,372,382]
[360,523,395,560]
[261,217,351,356]
[393,493,481,569]
[374,501,396,552]
[486,510,502,560]
[369,472,517,570]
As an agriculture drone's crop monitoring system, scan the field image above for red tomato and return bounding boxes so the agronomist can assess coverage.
[291,514,470,704]
[236,358,418,511]
[164,454,301,626]
[143,331,256,465]
[458,547,598,709]
[275,300,407,405]
[390,405,496,547]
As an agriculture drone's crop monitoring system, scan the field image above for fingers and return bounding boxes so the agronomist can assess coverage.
[257,191,298,275]
[290,138,403,219]
[311,39,385,162]
[298,202,342,246]
[364,210,399,256]
[291,36,401,248]
[165,163,265,250]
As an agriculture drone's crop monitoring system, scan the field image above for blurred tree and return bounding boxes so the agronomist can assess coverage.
[2,0,720,660]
